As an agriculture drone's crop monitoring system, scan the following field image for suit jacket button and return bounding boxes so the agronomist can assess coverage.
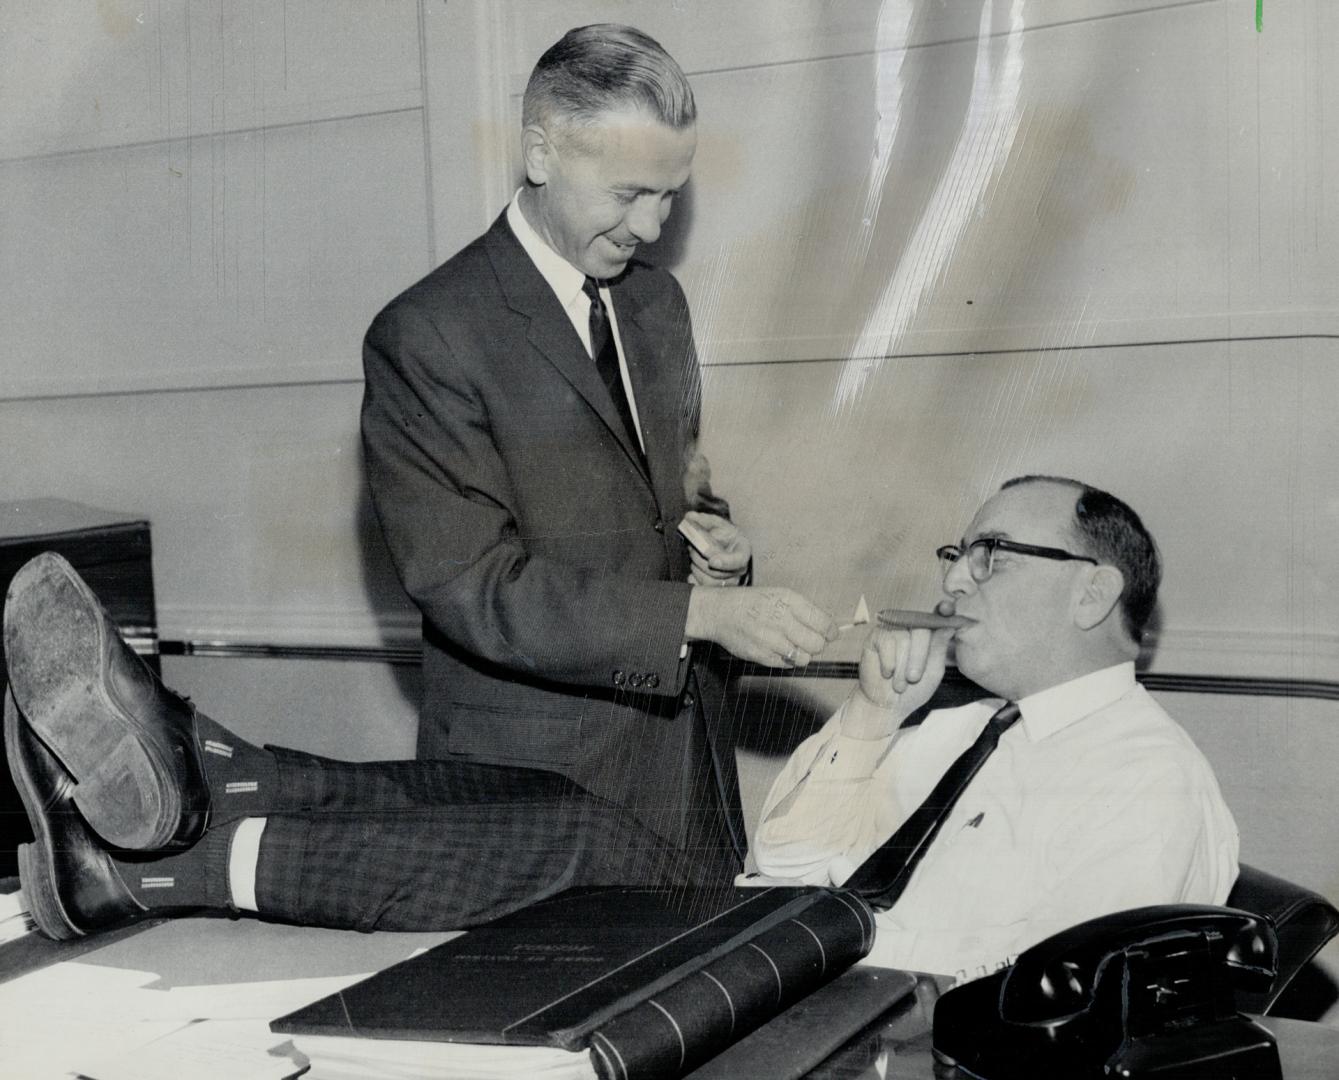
[653,518,665,533]
[628,672,645,688]
[612,670,626,686]
[644,673,660,689]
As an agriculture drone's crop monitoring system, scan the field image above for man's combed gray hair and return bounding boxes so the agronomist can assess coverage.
[522,24,696,142]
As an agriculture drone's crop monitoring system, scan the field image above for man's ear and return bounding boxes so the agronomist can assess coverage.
[521,124,554,185]
[1074,565,1125,630]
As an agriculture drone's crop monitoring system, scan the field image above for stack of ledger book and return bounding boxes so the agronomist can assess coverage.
[271,884,879,1080]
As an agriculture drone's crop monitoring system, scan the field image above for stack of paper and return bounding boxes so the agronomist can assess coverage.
[292,1036,595,1080]
[0,963,183,1080]
[0,960,365,1079]
[0,886,32,943]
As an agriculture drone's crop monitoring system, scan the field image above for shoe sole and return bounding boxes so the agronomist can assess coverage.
[4,552,181,851]
[4,696,81,940]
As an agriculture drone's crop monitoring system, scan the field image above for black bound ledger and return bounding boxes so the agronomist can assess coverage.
[271,885,876,1080]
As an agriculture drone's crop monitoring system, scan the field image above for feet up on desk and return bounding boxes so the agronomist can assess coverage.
[3,552,211,852]
[4,691,150,940]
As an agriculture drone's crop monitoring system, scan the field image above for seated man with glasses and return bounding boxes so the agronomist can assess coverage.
[750,475,1239,979]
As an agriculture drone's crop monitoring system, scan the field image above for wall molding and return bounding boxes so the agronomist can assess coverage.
[155,603,1339,700]
[692,321,1339,369]
[0,93,423,167]
[0,368,365,407]
[5,328,1335,407]
[155,640,1339,704]
[157,603,420,651]
[1143,627,1339,683]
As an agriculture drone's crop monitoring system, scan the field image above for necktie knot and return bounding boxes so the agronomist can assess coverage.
[987,701,1021,736]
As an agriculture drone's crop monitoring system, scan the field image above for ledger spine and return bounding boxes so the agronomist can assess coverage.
[586,889,874,1080]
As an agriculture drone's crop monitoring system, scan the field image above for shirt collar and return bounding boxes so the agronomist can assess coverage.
[1014,661,1137,741]
[506,188,588,313]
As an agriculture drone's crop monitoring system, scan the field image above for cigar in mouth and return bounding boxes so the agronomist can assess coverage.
[876,608,976,630]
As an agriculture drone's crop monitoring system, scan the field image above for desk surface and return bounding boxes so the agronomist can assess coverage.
[799,980,1338,1079]
[2,913,1337,1079]
[0,498,147,541]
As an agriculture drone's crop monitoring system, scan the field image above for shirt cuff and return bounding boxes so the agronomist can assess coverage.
[860,914,1026,980]
[838,690,904,741]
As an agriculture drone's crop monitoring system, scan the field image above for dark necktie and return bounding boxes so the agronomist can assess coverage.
[582,277,642,454]
[844,701,1022,911]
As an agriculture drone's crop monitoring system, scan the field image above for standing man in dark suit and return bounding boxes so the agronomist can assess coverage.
[361,25,837,883]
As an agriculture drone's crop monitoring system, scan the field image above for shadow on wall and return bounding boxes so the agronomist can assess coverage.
[723,666,988,761]
[354,466,422,721]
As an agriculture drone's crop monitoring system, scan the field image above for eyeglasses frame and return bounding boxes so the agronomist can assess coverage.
[935,537,1099,583]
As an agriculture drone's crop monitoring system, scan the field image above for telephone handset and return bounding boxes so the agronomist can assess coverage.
[932,905,1282,1079]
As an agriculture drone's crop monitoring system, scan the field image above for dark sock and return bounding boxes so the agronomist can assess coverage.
[111,819,238,912]
[192,711,284,826]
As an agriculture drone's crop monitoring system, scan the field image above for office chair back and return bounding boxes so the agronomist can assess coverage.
[1226,863,1339,1015]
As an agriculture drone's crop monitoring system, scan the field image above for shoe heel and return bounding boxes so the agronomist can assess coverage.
[17,842,83,941]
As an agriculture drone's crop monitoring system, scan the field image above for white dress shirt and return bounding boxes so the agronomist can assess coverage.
[506,191,644,451]
[750,663,1240,978]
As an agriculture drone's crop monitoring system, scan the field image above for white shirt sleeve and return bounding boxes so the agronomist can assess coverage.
[751,700,901,884]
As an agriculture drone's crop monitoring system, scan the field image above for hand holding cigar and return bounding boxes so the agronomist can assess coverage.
[849,606,964,729]
[876,608,976,631]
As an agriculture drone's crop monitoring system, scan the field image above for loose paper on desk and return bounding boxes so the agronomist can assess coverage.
[0,956,373,1079]
[77,1019,308,1080]
[0,962,178,1080]
[0,886,32,943]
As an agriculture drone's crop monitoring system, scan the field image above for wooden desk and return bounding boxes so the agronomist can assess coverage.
[803,979,1339,1079]
[2,914,1337,1079]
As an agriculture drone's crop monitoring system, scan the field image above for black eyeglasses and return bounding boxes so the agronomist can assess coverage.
[935,538,1098,583]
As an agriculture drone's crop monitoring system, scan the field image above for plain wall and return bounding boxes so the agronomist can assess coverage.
[2,0,1336,1012]
[3,0,1332,673]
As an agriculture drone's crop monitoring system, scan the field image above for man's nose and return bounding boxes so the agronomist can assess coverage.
[943,556,974,596]
[625,198,662,244]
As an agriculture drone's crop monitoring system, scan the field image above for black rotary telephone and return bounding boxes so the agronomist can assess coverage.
[931,905,1282,1079]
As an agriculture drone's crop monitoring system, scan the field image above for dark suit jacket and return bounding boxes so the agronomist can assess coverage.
[361,212,744,875]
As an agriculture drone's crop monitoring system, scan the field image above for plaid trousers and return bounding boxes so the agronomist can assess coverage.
[250,747,730,931]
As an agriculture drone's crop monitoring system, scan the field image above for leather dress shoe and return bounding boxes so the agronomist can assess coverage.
[4,690,149,940]
[3,551,210,851]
